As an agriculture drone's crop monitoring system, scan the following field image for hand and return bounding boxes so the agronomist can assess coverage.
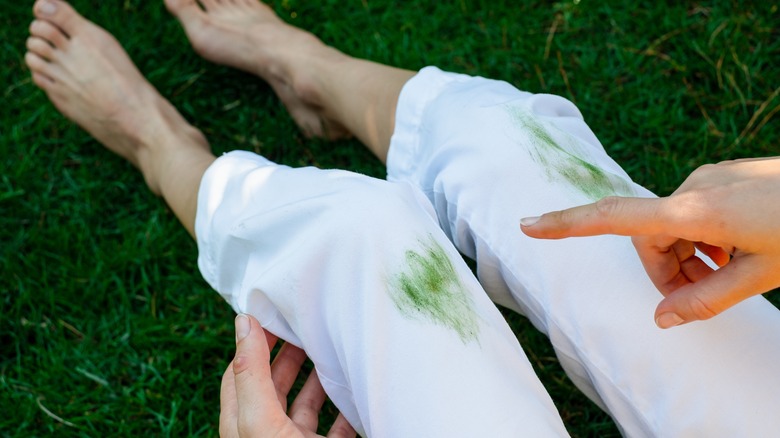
[220,313,356,438]
[520,157,780,328]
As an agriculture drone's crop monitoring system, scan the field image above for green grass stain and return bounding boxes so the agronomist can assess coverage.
[507,106,634,200]
[389,235,480,344]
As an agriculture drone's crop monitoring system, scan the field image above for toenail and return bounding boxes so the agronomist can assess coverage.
[38,0,57,15]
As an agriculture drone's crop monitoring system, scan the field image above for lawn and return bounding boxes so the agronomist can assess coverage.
[2,0,778,436]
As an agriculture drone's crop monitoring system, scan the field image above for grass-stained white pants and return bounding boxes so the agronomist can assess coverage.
[196,67,780,437]
[195,152,569,436]
[388,67,780,436]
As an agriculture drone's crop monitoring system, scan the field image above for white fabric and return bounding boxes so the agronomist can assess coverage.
[387,66,780,437]
[195,152,569,437]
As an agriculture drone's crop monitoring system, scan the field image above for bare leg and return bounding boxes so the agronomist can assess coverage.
[165,0,414,162]
[24,4,360,434]
[25,0,214,237]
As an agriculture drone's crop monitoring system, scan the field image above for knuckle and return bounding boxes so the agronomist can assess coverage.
[292,396,319,413]
[328,422,354,437]
[687,164,716,183]
[670,188,713,214]
[669,191,701,215]
[688,294,719,321]
[237,417,259,438]
[539,210,570,235]
[672,189,723,227]
[695,162,719,174]
[594,196,622,218]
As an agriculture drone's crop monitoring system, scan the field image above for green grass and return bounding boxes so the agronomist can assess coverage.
[2,0,778,436]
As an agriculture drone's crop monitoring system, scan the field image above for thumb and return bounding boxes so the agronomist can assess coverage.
[654,256,768,328]
[232,314,286,435]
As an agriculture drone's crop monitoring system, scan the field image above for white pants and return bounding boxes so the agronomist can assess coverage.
[196,67,780,437]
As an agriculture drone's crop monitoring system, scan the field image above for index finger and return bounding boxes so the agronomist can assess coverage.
[270,343,308,410]
[219,362,240,438]
[521,196,682,239]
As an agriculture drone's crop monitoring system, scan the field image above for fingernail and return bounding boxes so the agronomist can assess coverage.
[38,1,57,15]
[235,314,251,342]
[520,216,541,227]
[656,312,685,329]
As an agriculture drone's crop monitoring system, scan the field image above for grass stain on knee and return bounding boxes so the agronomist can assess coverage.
[390,235,480,344]
[558,155,632,200]
[508,106,634,200]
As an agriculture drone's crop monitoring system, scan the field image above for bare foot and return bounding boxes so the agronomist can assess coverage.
[165,0,349,139]
[25,0,209,194]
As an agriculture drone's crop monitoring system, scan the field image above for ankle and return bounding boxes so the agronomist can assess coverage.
[136,118,210,196]
[284,45,348,108]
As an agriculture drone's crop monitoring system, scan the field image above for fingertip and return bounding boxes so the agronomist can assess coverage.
[520,215,549,239]
[654,272,742,327]
[519,216,541,227]
[694,242,731,268]
[521,202,612,239]
[235,313,251,343]
[519,213,562,239]
[712,250,731,268]
[654,311,686,329]
[232,313,270,375]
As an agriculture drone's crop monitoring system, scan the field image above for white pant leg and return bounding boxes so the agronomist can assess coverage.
[387,67,780,437]
[195,151,568,437]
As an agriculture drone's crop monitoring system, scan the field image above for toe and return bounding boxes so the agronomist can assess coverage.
[164,0,204,20]
[24,52,52,79]
[200,0,220,11]
[33,0,87,38]
[31,71,56,89]
[26,36,56,61]
[29,19,68,48]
